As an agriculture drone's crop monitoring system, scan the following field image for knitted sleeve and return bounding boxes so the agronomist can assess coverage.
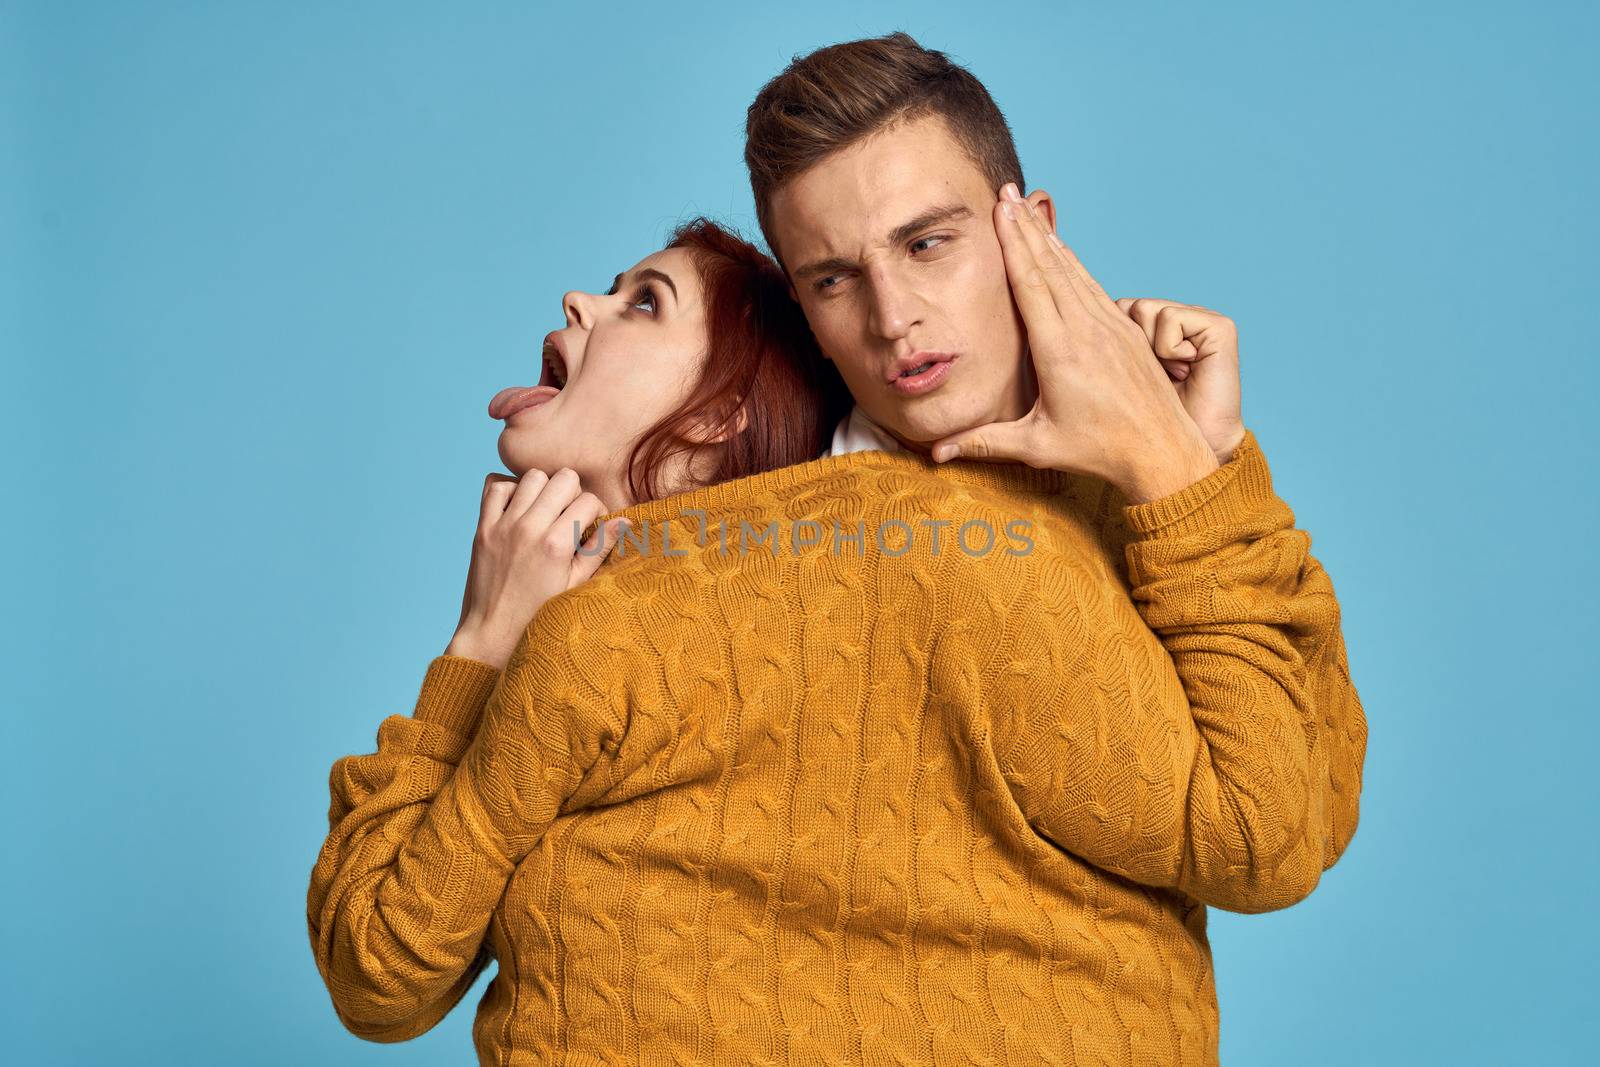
[307,654,500,1042]
[995,428,1368,914]
[1123,429,1368,879]
[307,620,622,1041]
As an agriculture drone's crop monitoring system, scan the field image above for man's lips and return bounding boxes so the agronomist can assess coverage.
[888,353,959,396]
[886,351,957,383]
[488,385,560,420]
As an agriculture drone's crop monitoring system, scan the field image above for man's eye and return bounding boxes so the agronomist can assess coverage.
[910,235,946,254]
[816,275,841,292]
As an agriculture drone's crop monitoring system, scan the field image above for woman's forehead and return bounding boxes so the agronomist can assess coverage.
[635,246,694,277]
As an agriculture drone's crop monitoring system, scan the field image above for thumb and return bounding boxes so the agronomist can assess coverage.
[569,519,629,588]
[929,420,1035,464]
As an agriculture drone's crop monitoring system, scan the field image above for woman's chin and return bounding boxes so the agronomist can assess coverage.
[496,427,584,479]
[495,428,549,477]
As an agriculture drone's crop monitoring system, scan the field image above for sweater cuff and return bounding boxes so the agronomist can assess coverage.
[1122,428,1276,539]
[412,655,502,737]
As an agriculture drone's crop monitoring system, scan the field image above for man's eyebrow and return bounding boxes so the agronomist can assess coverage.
[791,202,975,282]
[887,202,975,248]
[607,267,679,302]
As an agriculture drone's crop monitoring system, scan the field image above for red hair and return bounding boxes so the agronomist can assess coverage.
[623,216,852,503]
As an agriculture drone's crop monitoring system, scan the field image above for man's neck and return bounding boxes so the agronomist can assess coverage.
[883,422,933,456]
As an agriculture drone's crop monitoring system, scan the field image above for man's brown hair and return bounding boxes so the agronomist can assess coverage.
[744,31,1025,272]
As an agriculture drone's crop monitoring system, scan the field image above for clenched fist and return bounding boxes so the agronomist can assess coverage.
[1113,297,1245,465]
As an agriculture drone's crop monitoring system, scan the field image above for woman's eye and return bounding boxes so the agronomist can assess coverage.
[631,286,657,314]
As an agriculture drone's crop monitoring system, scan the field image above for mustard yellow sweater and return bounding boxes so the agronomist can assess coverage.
[307,429,1367,1066]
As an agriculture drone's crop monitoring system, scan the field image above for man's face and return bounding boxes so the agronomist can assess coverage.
[769,112,1050,449]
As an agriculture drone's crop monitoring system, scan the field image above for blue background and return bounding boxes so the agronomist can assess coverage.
[6,1,1594,1063]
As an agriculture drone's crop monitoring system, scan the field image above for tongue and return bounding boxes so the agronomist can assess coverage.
[488,386,534,419]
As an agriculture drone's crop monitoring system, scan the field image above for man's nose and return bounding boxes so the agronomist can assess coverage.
[864,269,918,341]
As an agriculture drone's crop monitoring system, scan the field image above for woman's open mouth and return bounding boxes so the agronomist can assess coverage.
[487,342,568,421]
[539,341,568,391]
[488,385,559,420]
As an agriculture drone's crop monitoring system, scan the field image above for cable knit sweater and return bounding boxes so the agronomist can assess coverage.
[307,429,1367,1066]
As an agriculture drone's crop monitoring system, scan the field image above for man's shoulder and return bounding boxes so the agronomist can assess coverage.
[561,453,1130,604]
[604,452,995,560]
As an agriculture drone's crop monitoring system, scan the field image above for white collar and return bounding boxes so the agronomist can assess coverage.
[824,404,904,457]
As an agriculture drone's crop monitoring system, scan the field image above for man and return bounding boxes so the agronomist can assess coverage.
[743,29,1368,1059]
[748,34,1234,498]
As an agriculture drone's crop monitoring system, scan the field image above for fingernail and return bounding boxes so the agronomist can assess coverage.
[1003,182,1022,202]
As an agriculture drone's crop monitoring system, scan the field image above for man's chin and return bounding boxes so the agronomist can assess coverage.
[876,405,982,453]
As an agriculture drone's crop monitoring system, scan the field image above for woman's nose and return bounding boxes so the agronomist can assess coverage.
[562,290,594,329]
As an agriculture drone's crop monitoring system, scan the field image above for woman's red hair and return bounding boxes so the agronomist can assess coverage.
[622,217,852,504]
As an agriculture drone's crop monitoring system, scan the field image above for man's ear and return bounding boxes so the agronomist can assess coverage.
[1026,188,1058,236]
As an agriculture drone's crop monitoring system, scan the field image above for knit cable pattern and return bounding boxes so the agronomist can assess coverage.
[308,429,1367,1066]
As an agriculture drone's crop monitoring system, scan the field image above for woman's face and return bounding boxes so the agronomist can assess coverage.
[491,246,709,510]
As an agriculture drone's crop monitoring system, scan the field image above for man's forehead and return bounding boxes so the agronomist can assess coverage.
[772,117,991,266]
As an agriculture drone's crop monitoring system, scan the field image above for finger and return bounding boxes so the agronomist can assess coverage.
[1120,297,1160,346]
[520,468,585,530]
[1122,298,1203,362]
[1153,307,1201,362]
[500,468,549,521]
[1160,357,1192,381]
[929,414,1039,465]
[569,518,629,587]
[993,194,1070,354]
[482,474,518,524]
[482,471,515,500]
[553,490,607,558]
[1042,224,1119,315]
[1004,186,1091,325]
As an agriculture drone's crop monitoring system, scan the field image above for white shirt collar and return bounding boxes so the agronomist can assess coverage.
[824,404,904,457]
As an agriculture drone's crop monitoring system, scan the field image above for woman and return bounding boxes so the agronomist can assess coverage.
[307,222,1361,1064]
[450,216,850,672]
[307,214,852,1044]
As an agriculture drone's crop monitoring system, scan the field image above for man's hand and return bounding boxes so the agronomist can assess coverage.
[928,182,1218,504]
[1113,297,1246,465]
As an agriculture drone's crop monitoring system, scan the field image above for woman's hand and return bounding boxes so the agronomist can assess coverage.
[446,468,630,670]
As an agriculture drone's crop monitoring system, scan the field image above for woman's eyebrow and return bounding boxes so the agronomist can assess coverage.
[608,268,679,302]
